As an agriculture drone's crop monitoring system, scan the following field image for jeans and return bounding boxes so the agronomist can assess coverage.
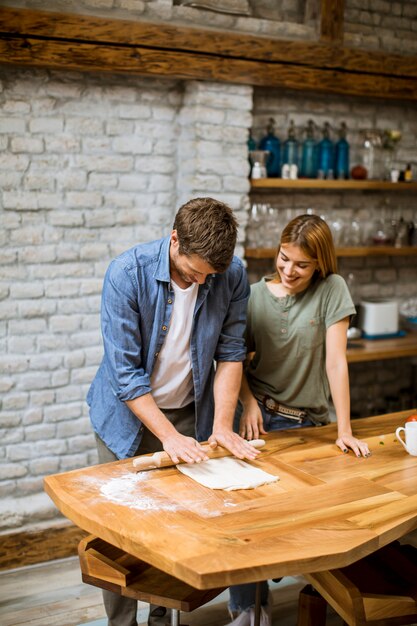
[229,399,315,613]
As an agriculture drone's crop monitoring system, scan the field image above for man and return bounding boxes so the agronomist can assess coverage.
[87,197,258,626]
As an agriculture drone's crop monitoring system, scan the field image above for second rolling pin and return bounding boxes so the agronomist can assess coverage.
[132,439,266,471]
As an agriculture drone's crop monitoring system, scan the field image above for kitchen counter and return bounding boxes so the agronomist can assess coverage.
[347,333,417,363]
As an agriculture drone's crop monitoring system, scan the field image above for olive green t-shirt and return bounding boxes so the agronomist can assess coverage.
[246,274,355,425]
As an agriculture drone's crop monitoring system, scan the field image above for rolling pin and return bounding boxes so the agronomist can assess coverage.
[132,438,265,471]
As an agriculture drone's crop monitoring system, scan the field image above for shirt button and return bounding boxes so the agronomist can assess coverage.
[162,325,167,331]
[167,299,172,304]
[281,328,287,334]
[155,352,159,357]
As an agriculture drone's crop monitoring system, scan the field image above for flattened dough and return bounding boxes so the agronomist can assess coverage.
[177,456,279,491]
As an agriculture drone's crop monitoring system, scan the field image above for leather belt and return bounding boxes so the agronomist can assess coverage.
[256,395,307,423]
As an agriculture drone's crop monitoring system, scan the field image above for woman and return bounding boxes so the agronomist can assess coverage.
[228,214,370,626]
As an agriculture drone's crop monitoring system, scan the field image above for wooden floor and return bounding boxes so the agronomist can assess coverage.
[0,557,341,626]
[1,529,417,626]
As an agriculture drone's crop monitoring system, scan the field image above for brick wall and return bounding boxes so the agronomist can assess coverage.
[0,68,252,530]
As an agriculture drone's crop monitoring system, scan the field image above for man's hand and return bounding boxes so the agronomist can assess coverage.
[161,432,210,465]
[208,429,260,461]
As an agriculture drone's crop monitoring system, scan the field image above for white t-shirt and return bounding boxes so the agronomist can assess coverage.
[150,280,198,409]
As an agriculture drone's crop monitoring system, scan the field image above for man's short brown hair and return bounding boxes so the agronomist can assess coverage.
[173,197,238,272]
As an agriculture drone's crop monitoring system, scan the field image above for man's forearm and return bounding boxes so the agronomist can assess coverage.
[126,393,177,442]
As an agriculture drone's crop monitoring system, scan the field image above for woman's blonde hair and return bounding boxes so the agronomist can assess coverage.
[275,214,338,278]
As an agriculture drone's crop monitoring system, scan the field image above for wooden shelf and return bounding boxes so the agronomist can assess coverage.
[245,246,417,259]
[347,334,417,363]
[250,179,417,191]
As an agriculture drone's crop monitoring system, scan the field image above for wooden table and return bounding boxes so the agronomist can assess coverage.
[44,410,417,602]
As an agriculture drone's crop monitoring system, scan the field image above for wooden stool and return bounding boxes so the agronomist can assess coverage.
[78,535,225,626]
[297,542,417,626]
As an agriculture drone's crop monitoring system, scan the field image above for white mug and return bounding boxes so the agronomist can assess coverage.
[395,422,417,456]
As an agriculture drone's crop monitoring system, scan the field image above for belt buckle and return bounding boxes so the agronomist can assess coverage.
[264,397,277,412]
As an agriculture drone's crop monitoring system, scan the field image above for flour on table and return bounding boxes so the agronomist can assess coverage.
[177,456,278,491]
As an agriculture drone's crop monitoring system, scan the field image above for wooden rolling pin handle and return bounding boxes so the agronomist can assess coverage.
[132,438,265,470]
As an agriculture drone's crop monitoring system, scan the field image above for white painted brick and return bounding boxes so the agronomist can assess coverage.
[66,191,103,209]
[112,136,153,154]
[103,192,136,210]
[149,175,174,192]
[15,477,45,496]
[70,362,97,384]
[44,402,83,423]
[106,119,135,135]
[18,372,52,391]
[0,153,29,171]
[0,464,27,480]
[30,390,55,406]
[69,330,102,348]
[10,137,44,153]
[49,211,84,227]
[30,118,64,133]
[75,155,134,172]
[2,392,28,410]
[7,443,35,462]
[65,117,104,135]
[85,210,117,227]
[3,100,30,114]
[67,434,96,454]
[45,135,81,153]
[44,280,80,297]
[9,318,47,335]
[10,283,44,299]
[0,118,25,133]
[59,453,90,472]
[23,409,43,425]
[8,335,36,354]
[0,412,21,428]
[82,137,112,153]
[119,104,152,119]
[55,385,86,403]
[25,424,56,442]
[117,174,148,191]
[19,245,57,264]
[50,315,82,333]
[28,457,60,476]
[88,172,118,189]
[55,169,87,192]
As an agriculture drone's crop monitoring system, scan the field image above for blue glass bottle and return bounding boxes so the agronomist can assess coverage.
[300,119,317,178]
[282,120,298,167]
[259,118,281,177]
[334,122,350,180]
[317,122,334,179]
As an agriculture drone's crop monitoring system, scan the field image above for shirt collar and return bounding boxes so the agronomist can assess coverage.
[154,236,171,283]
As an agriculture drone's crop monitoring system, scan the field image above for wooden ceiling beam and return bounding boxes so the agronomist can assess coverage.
[0,7,417,100]
[320,0,345,44]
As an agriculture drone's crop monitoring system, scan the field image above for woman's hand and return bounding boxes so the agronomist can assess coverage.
[239,402,267,441]
[336,434,370,458]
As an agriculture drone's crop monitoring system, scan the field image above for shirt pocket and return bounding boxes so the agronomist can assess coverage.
[296,316,325,356]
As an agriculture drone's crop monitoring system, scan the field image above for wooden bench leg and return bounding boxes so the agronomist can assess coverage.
[297,584,327,626]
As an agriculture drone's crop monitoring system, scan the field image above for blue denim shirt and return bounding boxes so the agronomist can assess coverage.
[87,236,249,459]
